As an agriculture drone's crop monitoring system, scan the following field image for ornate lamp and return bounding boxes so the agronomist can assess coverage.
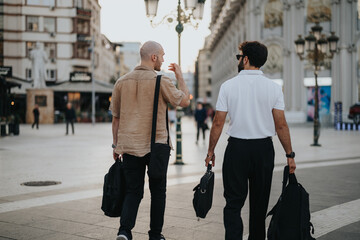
[305,32,316,52]
[327,32,339,53]
[184,0,197,10]
[144,0,159,18]
[294,35,305,56]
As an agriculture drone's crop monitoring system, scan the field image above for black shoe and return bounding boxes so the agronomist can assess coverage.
[149,234,166,240]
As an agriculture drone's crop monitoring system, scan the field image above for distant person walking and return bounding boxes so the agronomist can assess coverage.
[65,103,76,135]
[205,41,296,240]
[195,102,207,144]
[32,104,39,129]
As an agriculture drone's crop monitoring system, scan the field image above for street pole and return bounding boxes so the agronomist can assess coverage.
[174,0,184,165]
[91,35,95,125]
[312,47,321,146]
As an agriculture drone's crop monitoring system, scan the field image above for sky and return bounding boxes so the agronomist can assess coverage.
[99,0,211,73]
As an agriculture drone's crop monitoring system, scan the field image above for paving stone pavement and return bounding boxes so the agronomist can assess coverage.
[0,117,359,239]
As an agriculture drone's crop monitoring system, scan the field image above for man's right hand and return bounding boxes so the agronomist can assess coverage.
[287,158,296,174]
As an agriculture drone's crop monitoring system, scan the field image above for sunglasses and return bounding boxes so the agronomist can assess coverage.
[236,54,244,60]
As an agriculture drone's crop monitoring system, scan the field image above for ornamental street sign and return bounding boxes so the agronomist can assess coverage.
[0,66,12,77]
[70,71,92,82]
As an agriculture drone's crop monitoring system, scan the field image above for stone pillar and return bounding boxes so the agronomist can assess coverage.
[332,0,356,121]
[283,0,306,122]
[26,89,54,124]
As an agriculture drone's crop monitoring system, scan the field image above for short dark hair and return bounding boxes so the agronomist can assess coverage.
[238,41,268,68]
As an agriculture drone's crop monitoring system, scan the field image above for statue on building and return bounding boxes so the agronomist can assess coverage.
[29,42,48,88]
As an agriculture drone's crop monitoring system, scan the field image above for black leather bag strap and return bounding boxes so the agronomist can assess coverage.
[151,75,169,148]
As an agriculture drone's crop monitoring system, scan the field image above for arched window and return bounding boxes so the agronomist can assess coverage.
[262,44,283,74]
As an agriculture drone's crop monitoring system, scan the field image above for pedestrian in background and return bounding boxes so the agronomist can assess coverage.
[168,106,176,130]
[65,102,76,135]
[110,41,190,240]
[32,104,39,129]
[194,102,207,144]
[205,41,296,240]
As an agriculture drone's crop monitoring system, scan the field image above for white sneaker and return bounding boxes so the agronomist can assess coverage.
[116,234,128,240]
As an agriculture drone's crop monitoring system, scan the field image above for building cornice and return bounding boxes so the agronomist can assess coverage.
[208,0,243,50]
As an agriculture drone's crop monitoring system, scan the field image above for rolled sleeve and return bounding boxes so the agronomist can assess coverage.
[216,84,228,112]
[109,81,121,117]
[160,76,185,107]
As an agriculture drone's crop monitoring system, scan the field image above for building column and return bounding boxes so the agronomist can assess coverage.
[283,0,306,122]
[332,0,356,121]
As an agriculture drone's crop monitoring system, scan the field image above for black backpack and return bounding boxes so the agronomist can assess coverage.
[267,166,315,240]
[101,158,126,217]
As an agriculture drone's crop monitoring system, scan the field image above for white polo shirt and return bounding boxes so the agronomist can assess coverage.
[216,70,285,139]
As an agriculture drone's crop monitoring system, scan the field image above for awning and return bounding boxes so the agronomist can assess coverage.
[4,78,114,94]
[51,80,114,93]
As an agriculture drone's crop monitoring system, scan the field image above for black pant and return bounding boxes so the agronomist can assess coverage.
[223,137,274,240]
[119,153,167,240]
[196,121,206,141]
[66,120,74,134]
[32,118,39,129]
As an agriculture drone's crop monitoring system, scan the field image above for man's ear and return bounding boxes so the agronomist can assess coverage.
[151,54,157,62]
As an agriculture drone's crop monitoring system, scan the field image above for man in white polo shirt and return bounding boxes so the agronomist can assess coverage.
[205,41,296,240]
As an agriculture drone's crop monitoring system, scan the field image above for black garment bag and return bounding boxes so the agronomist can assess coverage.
[101,158,126,217]
[193,164,215,219]
[267,166,315,240]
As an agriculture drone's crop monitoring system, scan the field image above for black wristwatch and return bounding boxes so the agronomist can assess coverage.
[286,152,295,158]
[112,144,116,149]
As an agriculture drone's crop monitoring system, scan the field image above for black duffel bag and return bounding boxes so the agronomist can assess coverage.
[101,158,126,217]
[193,164,215,219]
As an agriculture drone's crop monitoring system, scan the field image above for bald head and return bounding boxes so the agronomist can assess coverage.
[140,41,163,61]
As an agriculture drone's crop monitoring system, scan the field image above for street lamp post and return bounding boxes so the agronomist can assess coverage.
[294,23,339,146]
[144,0,206,164]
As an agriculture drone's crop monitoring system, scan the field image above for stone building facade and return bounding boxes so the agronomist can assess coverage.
[207,0,359,123]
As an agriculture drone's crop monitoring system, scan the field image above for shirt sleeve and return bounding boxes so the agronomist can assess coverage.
[216,84,228,112]
[109,80,121,117]
[273,87,285,110]
[160,76,185,107]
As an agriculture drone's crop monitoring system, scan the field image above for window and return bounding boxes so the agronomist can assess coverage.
[208,65,212,72]
[74,0,83,8]
[76,19,89,34]
[44,42,56,59]
[26,68,32,80]
[27,0,55,6]
[44,17,55,32]
[26,42,36,57]
[206,91,212,98]
[74,43,89,59]
[208,78,212,84]
[46,69,56,80]
[27,16,39,31]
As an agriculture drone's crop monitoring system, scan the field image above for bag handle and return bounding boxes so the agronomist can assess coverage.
[282,165,298,193]
[151,75,169,148]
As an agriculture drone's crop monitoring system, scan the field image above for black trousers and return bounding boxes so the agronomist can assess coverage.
[66,120,74,134]
[196,121,206,141]
[119,153,167,240]
[32,118,39,129]
[223,137,274,240]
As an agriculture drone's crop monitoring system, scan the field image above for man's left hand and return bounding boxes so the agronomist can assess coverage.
[205,153,215,167]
